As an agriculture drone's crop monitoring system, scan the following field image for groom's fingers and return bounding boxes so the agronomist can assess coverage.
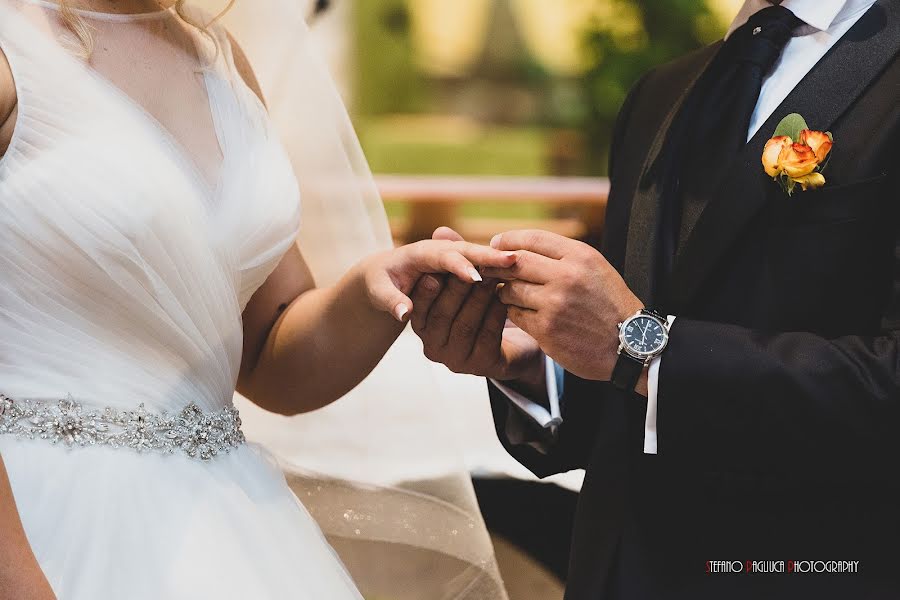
[469,298,508,369]
[497,281,543,310]
[410,275,443,333]
[424,276,473,348]
[490,230,571,259]
[507,305,539,336]
[447,280,497,361]
[479,250,556,283]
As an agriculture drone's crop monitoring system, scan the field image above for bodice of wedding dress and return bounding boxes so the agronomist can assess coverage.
[0,6,378,599]
[0,5,509,598]
[0,0,301,413]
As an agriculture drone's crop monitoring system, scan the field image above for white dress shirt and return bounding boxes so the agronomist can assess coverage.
[493,0,876,456]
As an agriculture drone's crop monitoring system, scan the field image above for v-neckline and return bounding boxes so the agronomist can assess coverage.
[20,7,227,204]
[85,62,226,203]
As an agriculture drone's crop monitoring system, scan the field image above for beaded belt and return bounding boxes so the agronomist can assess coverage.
[0,394,245,461]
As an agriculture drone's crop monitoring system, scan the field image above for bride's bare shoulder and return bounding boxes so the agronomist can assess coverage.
[0,46,17,156]
[225,32,266,109]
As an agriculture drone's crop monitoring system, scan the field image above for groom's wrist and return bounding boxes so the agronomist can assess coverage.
[636,367,649,397]
[496,353,548,403]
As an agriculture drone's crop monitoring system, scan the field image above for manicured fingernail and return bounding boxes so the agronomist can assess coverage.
[490,234,502,249]
[394,304,409,322]
[468,268,483,283]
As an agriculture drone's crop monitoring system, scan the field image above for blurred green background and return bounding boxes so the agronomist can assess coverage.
[340,0,742,221]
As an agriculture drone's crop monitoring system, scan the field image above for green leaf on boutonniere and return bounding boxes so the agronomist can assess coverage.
[773,113,809,141]
[785,177,797,196]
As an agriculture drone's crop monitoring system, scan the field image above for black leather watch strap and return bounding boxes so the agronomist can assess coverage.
[611,352,645,392]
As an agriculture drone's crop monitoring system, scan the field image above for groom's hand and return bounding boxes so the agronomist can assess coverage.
[481,230,643,382]
[409,228,545,389]
[361,236,516,322]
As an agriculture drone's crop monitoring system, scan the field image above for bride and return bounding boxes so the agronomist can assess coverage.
[0,0,516,597]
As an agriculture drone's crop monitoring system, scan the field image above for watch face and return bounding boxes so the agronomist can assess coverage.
[620,315,667,357]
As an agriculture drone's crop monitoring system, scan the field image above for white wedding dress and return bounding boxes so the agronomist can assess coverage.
[0,1,365,597]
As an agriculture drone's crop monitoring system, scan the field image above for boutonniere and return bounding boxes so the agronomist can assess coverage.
[761,113,833,196]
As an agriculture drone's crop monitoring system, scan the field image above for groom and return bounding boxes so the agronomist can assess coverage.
[410,0,900,598]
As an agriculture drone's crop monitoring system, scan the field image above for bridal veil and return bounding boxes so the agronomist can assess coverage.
[185,1,509,597]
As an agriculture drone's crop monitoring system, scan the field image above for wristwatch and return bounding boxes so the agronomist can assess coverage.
[611,308,670,392]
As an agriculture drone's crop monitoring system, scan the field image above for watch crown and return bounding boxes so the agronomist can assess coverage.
[617,322,623,330]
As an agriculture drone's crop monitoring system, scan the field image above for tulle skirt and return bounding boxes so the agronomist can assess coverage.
[0,436,363,599]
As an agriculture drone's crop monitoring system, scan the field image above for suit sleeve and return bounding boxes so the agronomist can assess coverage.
[486,73,655,478]
[487,378,607,478]
[658,318,900,482]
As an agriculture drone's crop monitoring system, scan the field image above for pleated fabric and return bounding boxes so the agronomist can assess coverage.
[0,1,363,597]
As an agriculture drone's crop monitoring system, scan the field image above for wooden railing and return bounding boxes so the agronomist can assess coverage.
[375,175,610,244]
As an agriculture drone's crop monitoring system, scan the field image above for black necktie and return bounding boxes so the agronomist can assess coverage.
[654,6,804,282]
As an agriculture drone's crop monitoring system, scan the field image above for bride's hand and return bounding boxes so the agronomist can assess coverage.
[362,239,517,322]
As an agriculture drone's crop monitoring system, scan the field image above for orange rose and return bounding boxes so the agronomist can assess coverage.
[779,142,820,178]
[792,172,826,191]
[763,115,833,194]
[799,129,832,163]
[761,136,792,177]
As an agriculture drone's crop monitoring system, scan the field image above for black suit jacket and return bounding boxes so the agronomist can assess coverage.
[489,2,900,598]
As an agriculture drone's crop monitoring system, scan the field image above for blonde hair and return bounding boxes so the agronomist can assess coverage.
[58,0,236,57]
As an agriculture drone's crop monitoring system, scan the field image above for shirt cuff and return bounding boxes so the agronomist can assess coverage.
[490,355,563,452]
[644,315,676,455]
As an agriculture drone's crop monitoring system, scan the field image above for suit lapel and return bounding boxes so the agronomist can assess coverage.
[622,44,721,304]
[663,0,900,311]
